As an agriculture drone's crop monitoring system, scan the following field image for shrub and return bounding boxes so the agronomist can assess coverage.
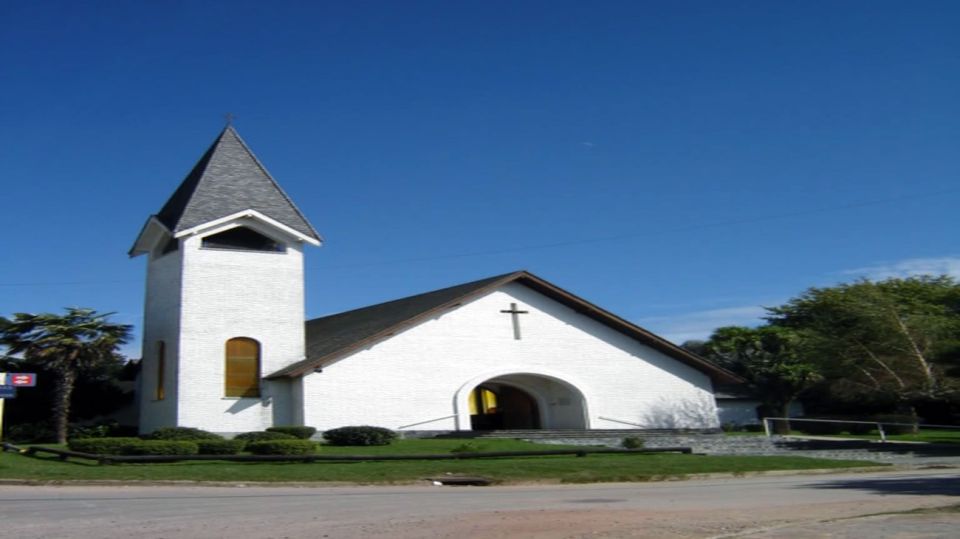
[233,431,297,442]
[322,426,397,446]
[450,441,483,454]
[621,436,645,449]
[69,421,118,439]
[246,439,317,455]
[68,437,140,455]
[7,423,56,443]
[143,427,222,441]
[120,440,199,456]
[197,439,246,455]
[266,426,317,440]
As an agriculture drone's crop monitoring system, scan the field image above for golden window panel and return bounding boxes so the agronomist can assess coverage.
[225,337,261,398]
[468,386,498,415]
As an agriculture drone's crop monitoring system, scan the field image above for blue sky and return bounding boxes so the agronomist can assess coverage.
[1,1,958,355]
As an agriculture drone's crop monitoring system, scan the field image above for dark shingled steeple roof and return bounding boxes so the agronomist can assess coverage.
[267,271,741,384]
[155,126,320,241]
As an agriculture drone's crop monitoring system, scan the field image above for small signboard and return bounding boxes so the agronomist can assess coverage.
[9,373,37,387]
[0,386,16,399]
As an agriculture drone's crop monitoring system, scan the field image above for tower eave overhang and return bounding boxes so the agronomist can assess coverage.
[129,215,172,257]
[172,209,323,246]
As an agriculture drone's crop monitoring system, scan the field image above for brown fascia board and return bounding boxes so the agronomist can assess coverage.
[265,272,525,379]
[267,270,741,384]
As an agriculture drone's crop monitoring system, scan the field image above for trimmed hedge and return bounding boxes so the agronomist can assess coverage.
[266,426,317,440]
[121,440,199,456]
[233,431,297,442]
[67,438,201,456]
[246,439,317,455]
[143,427,223,441]
[197,439,246,455]
[68,437,141,455]
[322,426,396,446]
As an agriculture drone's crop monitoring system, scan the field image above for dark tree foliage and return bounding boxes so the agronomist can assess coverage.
[696,326,821,432]
[768,276,960,414]
[0,308,132,443]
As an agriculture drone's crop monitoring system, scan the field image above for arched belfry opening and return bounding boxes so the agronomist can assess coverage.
[464,373,588,430]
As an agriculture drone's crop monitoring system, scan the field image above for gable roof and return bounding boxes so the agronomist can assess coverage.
[267,271,741,384]
[154,126,320,242]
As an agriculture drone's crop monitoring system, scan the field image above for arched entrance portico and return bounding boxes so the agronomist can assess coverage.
[457,372,589,430]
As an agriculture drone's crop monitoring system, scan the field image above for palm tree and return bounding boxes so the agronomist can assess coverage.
[0,308,132,443]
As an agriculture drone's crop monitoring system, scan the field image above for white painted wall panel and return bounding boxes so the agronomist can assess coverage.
[302,283,719,431]
[175,234,306,432]
[138,248,182,433]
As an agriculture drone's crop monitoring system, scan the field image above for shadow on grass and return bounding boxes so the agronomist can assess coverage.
[807,475,960,496]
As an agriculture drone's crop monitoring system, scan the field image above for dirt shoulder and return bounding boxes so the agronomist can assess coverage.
[350,500,960,538]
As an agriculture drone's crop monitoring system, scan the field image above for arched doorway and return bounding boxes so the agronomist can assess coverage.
[469,383,540,430]
[459,372,589,430]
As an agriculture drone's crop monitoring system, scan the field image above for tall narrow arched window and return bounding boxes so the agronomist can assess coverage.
[155,341,166,400]
[225,338,261,398]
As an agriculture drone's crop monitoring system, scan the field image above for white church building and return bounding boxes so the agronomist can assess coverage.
[131,126,739,435]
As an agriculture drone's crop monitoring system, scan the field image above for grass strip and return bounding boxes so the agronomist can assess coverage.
[25,445,693,464]
[0,439,882,484]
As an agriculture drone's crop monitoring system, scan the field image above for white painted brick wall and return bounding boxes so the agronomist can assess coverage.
[139,220,309,435]
[138,247,182,433]
[141,227,720,435]
[302,282,720,431]
[175,232,306,432]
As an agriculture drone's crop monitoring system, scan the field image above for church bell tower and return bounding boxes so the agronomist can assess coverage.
[130,126,322,434]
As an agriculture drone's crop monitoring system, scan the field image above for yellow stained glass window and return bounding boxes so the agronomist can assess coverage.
[469,387,498,415]
[225,338,260,398]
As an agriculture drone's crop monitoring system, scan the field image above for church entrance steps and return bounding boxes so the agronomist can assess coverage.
[433,429,719,441]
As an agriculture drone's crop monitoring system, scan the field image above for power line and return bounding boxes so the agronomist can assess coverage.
[1,187,956,286]
[324,187,960,270]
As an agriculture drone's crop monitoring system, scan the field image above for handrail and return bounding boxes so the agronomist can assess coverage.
[397,414,457,430]
[760,417,954,443]
[597,416,646,428]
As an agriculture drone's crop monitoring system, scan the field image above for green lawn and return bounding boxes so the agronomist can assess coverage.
[0,439,882,484]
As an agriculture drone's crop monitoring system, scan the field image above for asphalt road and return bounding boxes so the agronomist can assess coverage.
[0,469,957,538]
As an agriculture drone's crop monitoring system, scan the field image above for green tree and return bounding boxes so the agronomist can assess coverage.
[700,325,821,431]
[767,276,960,413]
[0,308,132,443]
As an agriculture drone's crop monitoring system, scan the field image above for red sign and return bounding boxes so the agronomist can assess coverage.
[9,373,36,387]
